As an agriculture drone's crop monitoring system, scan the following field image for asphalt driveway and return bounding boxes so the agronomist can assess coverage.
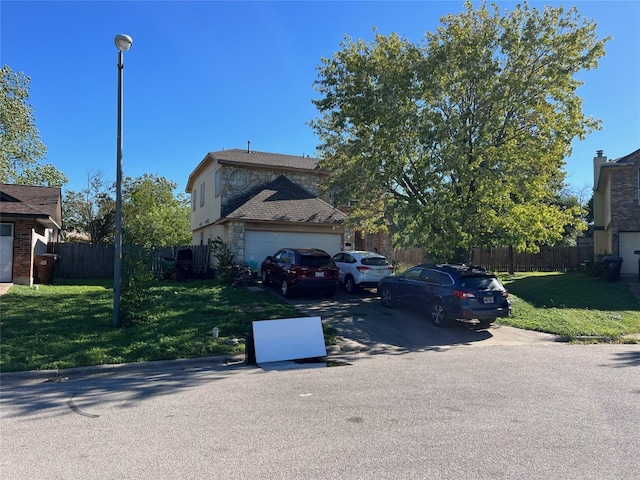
[263,284,559,356]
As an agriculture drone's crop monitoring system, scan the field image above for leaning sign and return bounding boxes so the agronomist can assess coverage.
[252,316,326,365]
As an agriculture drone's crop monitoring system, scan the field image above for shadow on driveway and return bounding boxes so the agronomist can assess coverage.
[265,285,553,357]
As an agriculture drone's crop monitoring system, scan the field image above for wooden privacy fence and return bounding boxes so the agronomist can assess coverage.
[390,245,594,272]
[48,243,210,279]
[471,245,594,272]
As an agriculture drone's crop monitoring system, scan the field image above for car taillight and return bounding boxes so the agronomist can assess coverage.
[356,266,370,273]
[388,265,395,271]
[453,290,476,299]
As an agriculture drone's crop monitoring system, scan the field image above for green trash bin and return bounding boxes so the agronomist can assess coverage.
[602,256,622,282]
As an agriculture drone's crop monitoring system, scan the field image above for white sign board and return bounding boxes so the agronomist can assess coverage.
[252,316,327,364]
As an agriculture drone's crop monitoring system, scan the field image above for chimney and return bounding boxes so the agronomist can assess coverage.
[247,141,251,154]
[593,149,607,188]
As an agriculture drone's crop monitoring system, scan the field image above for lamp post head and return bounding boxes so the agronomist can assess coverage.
[114,34,133,52]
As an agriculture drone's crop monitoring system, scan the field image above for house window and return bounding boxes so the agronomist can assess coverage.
[191,190,197,211]
[215,170,221,197]
[200,182,205,207]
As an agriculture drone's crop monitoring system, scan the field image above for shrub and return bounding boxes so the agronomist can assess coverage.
[209,237,235,283]
[120,247,155,326]
[584,253,608,278]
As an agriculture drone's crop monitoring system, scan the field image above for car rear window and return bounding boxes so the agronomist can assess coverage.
[299,255,333,268]
[360,257,389,267]
[461,275,503,290]
[361,257,389,266]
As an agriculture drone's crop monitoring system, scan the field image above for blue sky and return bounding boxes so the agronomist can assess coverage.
[2,1,639,199]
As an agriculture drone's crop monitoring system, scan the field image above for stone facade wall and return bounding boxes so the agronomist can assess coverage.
[220,166,327,210]
[227,220,246,262]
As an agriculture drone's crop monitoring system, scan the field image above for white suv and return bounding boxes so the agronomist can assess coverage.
[332,250,395,293]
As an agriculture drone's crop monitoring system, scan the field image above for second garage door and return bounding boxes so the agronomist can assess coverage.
[619,231,640,276]
[245,230,342,267]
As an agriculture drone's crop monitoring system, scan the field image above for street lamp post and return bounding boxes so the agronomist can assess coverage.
[113,33,133,327]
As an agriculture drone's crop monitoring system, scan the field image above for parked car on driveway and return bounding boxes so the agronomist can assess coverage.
[332,250,395,293]
[377,263,511,327]
[261,248,339,298]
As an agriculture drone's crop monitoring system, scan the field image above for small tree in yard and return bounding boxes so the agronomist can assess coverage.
[311,1,609,263]
[119,247,155,326]
[208,237,235,283]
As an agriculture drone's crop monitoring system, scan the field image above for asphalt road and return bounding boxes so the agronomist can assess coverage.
[2,286,639,479]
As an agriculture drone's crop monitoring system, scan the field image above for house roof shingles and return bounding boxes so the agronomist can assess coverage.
[222,175,346,225]
[213,149,321,171]
[0,184,62,228]
[186,149,326,192]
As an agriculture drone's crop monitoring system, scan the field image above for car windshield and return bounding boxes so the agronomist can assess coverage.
[361,257,389,266]
[461,275,503,291]
[299,255,333,268]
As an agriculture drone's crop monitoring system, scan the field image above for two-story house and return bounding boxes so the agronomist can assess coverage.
[0,184,62,285]
[186,147,348,267]
[593,148,640,276]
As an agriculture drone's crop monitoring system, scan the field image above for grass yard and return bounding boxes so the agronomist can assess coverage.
[0,279,323,373]
[1,272,638,373]
[500,272,640,341]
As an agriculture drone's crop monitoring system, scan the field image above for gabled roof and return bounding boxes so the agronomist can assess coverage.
[186,149,326,192]
[0,184,62,229]
[595,147,640,191]
[220,175,346,225]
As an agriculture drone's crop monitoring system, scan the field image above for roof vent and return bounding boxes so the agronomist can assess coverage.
[247,141,251,154]
[596,150,604,157]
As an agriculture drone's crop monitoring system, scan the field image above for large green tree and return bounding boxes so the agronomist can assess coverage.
[63,171,115,244]
[0,65,67,186]
[311,1,607,261]
[121,174,191,247]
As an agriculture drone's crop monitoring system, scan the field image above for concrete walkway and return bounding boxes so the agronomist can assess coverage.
[0,283,12,296]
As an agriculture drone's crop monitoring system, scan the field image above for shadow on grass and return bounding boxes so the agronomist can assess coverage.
[504,272,639,311]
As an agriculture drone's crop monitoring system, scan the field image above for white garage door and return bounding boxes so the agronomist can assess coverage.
[0,223,14,282]
[244,230,342,267]
[619,231,640,276]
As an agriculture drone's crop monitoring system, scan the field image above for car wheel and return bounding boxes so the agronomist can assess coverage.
[430,301,449,327]
[345,276,358,294]
[281,279,293,298]
[261,269,270,286]
[380,287,393,308]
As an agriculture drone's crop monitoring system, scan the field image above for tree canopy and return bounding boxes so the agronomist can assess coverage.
[121,174,191,248]
[63,172,191,247]
[63,171,115,244]
[311,1,607,261]
[0,65,67,187]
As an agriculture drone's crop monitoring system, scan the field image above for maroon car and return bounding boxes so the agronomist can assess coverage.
[260,248,339,297]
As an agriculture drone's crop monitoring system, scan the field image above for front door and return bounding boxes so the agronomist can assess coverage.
[0,223,14,282]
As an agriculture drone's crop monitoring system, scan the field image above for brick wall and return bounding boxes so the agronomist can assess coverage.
[609,161,640,256]
[12,220,34,285]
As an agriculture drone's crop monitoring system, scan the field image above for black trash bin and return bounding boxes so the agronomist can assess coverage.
[602,256,623,282]
[34,253,59,284]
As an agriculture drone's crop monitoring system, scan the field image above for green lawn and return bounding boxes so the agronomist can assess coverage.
[1,273,638,373]
[0,279,316,373]
[500,272,640,341]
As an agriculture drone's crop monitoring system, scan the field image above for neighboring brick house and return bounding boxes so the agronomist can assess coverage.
[593,148,640,275]
[186,147,351,267]
[0,184,62,285]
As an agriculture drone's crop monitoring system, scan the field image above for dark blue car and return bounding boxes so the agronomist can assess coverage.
[377,263,511,327]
